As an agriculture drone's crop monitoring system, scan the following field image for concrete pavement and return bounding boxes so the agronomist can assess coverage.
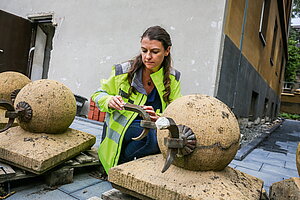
[229,119,299,193]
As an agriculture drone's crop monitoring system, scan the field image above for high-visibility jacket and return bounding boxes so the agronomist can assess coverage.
[91,62,182,173]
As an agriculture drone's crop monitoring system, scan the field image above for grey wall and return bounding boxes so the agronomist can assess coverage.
[1,0,226,106]
[217,35,280,120]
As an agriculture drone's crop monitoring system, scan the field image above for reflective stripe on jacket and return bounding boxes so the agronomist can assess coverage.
[91,62,182,173]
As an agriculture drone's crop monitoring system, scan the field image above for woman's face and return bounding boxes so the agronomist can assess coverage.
[141,37,170,72]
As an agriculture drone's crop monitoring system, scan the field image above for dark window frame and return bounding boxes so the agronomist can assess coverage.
[270,19,278,66]
[259,0,271,46]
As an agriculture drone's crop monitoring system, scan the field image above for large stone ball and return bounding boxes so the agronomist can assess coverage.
[157,94,240,171]
[14,79,76,133]
[296,143,300,176]
[0,71,31,103]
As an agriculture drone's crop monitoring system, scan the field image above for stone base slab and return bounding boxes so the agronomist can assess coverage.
[109,154,264,200]
[269,177,300,199]
[0,126,96,174]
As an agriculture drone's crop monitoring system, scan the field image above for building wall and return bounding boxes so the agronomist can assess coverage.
[218,0,291,120]
[0,0,226,103]
[280,94,300,114]
[217,36,280,120]
[225,0,288,95]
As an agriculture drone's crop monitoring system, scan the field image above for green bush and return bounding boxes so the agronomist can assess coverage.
[279,112,300,120]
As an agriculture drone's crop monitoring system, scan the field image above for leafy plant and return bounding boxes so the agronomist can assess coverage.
[279,112,300,120]
[285,38,300,82]
[292,0,300,18]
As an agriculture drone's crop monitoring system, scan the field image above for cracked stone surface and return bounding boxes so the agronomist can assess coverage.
[157,94,240,171]
[109,154,263,200]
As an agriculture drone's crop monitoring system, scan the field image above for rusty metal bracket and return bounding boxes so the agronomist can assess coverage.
[123,103,154,141]
[10,89,20,104]
[122,104,197,173]
[0,100,16,133]
[156,117,197,173]
[0,100,32,133]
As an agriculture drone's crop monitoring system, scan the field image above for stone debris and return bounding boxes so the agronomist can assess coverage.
[239,118,283,148]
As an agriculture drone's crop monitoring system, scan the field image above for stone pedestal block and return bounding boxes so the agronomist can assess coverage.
[297,143,300,176]
[0,126,96,174]
[269,177,300,200]
[109,154,263,200]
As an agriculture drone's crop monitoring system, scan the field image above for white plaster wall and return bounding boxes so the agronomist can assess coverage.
[1,0,226,99]
[31,26,47,81]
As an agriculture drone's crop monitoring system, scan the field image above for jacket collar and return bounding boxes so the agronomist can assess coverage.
[131,66,164,95]
[131,67,147,95]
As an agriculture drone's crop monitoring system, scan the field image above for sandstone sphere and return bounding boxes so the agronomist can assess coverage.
[14,79,76,133]
[157,94,240,171]
[296,143,300,176]
[0,71,31,103]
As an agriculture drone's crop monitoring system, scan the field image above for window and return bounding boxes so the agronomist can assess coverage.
[276,41,282,76]
[270,20,278,66]
[279,55,285,83]
[259,0,271,46]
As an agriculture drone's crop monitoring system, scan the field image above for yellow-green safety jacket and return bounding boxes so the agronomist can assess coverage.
[91,62,182,173]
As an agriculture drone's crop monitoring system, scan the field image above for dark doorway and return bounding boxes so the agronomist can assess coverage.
[0,10,54,79]
[249,91,259,121]
[0,10,33,76]
[263,98,269,118]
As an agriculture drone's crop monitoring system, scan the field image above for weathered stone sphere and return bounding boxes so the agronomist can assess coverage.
[157,94,240,171]
[296,143,300,176]
[14,79,76,133]
[0,71,31,103]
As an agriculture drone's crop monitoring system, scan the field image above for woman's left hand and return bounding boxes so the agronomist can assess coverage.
[141,105,159,122]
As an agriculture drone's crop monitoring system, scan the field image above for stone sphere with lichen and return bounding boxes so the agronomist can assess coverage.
[14,79,76,133]
[296,143,300,176]
[157,94,240,171]
[0,71,31,103]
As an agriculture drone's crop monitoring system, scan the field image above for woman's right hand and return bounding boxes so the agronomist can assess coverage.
[108,95,125,110]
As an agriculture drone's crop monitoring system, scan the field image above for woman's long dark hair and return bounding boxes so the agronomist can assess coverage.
[127,26,172,104]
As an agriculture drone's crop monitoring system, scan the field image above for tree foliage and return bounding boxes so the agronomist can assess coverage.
[293,0,300,17]
[285,38,300,82]
[285,1,300,82]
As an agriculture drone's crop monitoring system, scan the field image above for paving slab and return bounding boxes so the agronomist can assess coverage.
[260,163,299,178]
[244,153,285,168]
[267,152,296,162]
[0,126,96,174]
[285,161,298,171]
[7,183,77,200]
[58,172,102,194]
[109,154,263,200]
[71,181,112,200]
[230,159,263,171]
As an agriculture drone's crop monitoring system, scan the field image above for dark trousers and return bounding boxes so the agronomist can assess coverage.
[119,120,160,164]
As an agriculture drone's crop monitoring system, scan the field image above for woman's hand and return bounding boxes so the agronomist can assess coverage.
[141,105,159,122]
[108,95,125,110]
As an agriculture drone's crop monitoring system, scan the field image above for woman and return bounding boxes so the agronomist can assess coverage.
[91,26,182,173]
